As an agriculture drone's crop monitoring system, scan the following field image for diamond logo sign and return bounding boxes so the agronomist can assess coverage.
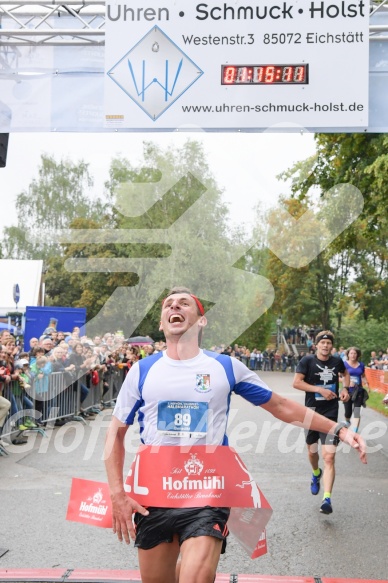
[107,26,203,121]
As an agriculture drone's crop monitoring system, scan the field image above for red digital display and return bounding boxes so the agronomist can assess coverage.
[221,64,308,85]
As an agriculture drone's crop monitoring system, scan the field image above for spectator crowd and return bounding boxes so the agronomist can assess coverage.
[0,326,165,447]
[1,323,388,451]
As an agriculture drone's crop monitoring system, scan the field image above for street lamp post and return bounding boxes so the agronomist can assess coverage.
[276,316,282,349]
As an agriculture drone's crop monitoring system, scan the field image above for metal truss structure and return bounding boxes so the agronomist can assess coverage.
[0,0,388,132]
[0,1,105,47]
[0,0,388,47]
[370,0,388,39]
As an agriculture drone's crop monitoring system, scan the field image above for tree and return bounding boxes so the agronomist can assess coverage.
[280,133,388,324]
[338,317,388,360]
[45,140,275,344]
[233,310,272,351]
[1,154,106,261]
[44,217,138,321]
[233,202,274,349]
[259,193,363,331]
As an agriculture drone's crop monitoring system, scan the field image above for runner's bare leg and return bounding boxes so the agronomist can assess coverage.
[178,536,222,583]
[321,444,336,494]
[307,443,319,471]
[138,537,180,583]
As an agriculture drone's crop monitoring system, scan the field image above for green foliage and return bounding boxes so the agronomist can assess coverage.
[91,140,231,336]
[337,317,388,360]
[366,390,388,418]
[233,310,272,350]
[2,154,106,261]
[12,133,388,347]
[40,139,270,343]
[44,217,139,323]
[275,133,388,331]
[263,196,346,329]
[1,225,37,260]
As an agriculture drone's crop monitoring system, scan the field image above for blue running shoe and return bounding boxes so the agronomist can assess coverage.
[310,468,322,495]
[320,497,333,514]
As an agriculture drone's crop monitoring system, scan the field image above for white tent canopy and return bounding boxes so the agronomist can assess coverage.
[0,259,43,314]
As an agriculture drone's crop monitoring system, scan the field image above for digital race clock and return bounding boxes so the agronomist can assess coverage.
[221,64,309,85]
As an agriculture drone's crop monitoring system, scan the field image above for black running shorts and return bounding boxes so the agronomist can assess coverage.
[305,416,338,446]
[344,387,364,418]
[134,506,230,552]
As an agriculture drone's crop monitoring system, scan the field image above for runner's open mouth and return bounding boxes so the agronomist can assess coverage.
[169,314,185,323]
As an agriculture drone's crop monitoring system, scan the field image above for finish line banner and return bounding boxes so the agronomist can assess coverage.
[104,0,369,130]
[66,446,273,559]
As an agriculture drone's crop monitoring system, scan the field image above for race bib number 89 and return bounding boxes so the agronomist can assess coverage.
[157,401,208,438]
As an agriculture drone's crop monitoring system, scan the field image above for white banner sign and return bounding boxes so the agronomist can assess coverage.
[104,0,369,130]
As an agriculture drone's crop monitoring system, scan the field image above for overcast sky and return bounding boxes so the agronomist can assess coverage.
[0,131,316,234]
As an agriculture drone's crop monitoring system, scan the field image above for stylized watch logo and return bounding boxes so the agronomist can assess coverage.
[126,56,183,102]
[107,26,203,121]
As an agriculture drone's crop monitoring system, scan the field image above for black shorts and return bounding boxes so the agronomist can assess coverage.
[344,388,364,418]
[305,416,338,446]
[134,506,230,552]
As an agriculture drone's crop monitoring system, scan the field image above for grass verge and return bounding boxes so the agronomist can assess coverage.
[366,390,388,417]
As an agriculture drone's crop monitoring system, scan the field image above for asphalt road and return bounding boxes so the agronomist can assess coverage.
[1,371,387,580]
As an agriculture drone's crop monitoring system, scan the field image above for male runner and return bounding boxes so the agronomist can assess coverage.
[293,330,351,515]
[105,289,366,583]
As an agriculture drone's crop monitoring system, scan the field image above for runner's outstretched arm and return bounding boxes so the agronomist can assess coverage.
[261,392,367,464]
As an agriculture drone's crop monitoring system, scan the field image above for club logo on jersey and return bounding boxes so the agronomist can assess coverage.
[184,453,204,476]
[315,364,337,385]
[195,373,211,393]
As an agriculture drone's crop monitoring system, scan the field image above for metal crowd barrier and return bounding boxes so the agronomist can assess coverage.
[78,371,103,416]
[33,371,83,425]
[0,373,83,444]
[240,355,248,366]
[0,380,46,449]
[101,365,126,408]
[0,364,128,454]
[101,367,115,407]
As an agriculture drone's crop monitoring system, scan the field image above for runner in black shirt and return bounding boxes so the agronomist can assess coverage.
[293,330,351,515]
